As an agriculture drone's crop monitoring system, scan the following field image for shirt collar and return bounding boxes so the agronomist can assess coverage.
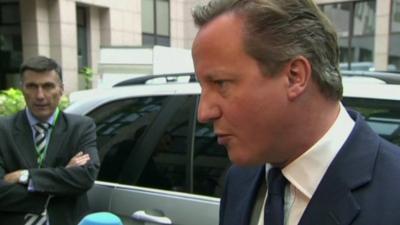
[26,108,58,128]
[281,103,355,199]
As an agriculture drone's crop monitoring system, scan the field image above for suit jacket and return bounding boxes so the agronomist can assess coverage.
[219,110,400,225]
[0,110,100,225]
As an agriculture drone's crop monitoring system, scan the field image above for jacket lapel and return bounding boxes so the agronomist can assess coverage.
[299,111,379,225]
[239,166,265,225]
[298,173,360,225]
[13,111,38,168]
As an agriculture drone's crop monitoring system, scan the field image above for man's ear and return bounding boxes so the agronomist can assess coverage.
[286,56,312,101]
[60,83,64,94]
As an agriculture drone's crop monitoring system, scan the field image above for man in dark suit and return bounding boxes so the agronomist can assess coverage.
[0,56,100,225]
[191,0,400,225]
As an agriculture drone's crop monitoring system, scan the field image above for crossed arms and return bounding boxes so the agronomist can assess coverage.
[4,151,91,184]
[0,116,100,213]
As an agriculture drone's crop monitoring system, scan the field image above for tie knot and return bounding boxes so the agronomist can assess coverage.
[267,168,287,195]
[34,122,51,133]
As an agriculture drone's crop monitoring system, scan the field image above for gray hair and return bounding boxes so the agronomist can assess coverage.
[20,56,63,82]
[193,0,342,100]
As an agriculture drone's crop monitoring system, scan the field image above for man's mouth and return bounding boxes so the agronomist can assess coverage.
[34,104,48,109]
[216,133,231,145]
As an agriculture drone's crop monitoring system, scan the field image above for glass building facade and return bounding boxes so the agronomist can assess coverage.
[390,0,400,70]
[142,0,170,47]
[321,1,377,71]
[0,0,398,91]
[0,0,22,89]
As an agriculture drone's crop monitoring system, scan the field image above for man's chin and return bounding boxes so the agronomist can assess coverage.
[228,152,253,167]
[228,151,267,167]
[31,110,51,121]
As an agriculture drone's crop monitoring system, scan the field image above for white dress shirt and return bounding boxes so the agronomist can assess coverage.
[258,103,355,225]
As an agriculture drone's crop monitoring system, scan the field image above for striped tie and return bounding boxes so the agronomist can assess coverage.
[33,123,50,164]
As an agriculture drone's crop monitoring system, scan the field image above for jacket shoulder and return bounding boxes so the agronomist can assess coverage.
[0,110,24,128]
[375,138,400,172]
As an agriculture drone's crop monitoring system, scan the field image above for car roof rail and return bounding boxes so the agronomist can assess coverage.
[341,70,400,85]
[113,73,196,87]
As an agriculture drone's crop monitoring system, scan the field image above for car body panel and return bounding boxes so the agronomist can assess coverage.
[88,181,219,225]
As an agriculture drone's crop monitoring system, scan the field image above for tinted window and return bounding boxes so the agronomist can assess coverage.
[136,95,195,191]
[89,95,199,192]
[87,94,231,198]
[193,121,230,197]
[343,98,400,146]
[88,96,166,184]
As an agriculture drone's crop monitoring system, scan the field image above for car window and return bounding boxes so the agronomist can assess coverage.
[88,96,167,183]
[343,98,400,146]
[86,94,231,198]
[137,95,196,192]
[193,121,230,197]
[88,95,199,191]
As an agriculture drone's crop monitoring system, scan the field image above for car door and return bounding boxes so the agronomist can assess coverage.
[86,94,222,225]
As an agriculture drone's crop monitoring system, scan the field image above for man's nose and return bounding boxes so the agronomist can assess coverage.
[197,94,221,123]
[36,87,45,99]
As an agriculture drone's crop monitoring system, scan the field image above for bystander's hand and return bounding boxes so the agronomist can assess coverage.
[3,152,90,184]
[66,151,91,168]
[4,170,23,184]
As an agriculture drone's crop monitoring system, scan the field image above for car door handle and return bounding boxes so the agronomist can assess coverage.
[131,210,172,225]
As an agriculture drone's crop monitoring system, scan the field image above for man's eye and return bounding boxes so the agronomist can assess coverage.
[214,80,227,88]
[25,84,37,90]
[43,83,56,91]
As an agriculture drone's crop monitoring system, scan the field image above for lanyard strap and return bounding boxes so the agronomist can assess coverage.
[36,108,60,167]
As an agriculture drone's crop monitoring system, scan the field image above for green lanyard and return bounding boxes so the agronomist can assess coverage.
[37,108,60,167]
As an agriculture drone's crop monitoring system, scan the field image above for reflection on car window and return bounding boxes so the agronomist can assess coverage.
[343,98,400,146]
[194,122,230,197]
[88,95,200,193]
[86,94,232,198]
[140,95,194,191]
[88,96,166,183]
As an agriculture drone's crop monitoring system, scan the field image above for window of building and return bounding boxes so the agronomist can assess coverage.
[77,6,89,70]
[142,0,170,47]
[389,0,400,71]
[392,0,400,32]
[0,2,22,89]
[321,1,376,71]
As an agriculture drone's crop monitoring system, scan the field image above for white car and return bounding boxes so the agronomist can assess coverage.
[65,73,400,225]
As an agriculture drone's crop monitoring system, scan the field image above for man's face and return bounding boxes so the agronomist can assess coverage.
[192,13,290,166]
[22,70,63,122]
